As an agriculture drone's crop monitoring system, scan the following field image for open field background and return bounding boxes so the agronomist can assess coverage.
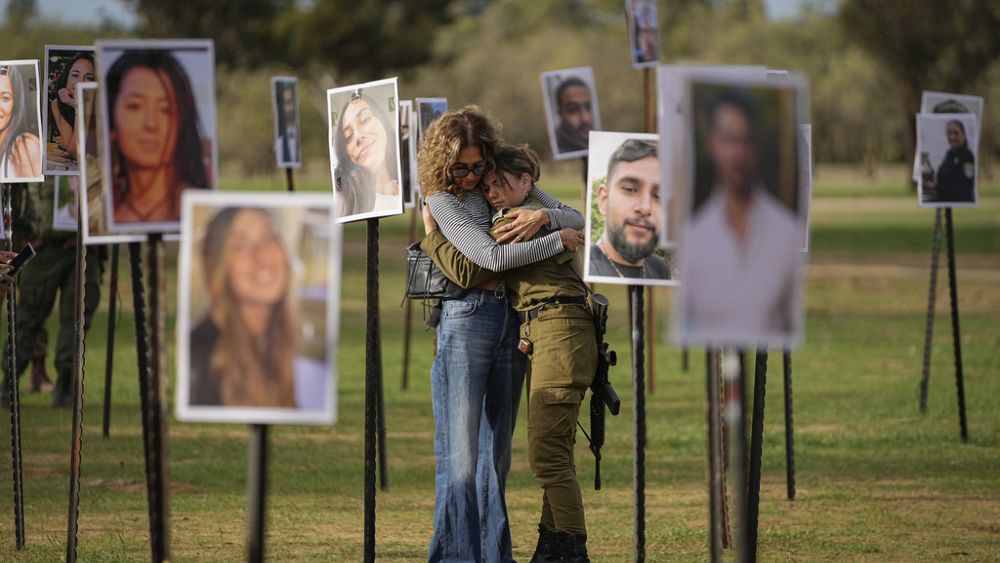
[0,165,998,561]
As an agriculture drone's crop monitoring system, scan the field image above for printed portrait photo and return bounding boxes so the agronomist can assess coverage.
[399,100,415,209]
[176,191,341,425]
[52,175,80,231]
[0,59,44,183]
[76,82,144,245]
[917,113,978,208]
[540,67,601,160]
[674,73,808,348]
[584,131,676,286]
[43,46,95,175]
[415,97,447,149]
[327,77,404,223]
[272,76,302,169]
[626,0,660,68]
[912,91,984,182]
[97,39,218,234]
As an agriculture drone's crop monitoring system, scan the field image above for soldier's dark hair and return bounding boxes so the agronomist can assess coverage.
[555,77,589,110]
[606,138,657,182]
[707,89,759,139]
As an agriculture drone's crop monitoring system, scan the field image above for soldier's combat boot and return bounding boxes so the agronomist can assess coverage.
[529,524,560,563]
[28,356,53,393]
[554,531,590,563]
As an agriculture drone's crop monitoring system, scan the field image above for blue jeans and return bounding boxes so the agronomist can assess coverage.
[428,289,526,563]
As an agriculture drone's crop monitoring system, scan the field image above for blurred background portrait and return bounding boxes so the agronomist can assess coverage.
[541,67,601,160]
[626,0,660,67]
[399,99,415,209]
[677,75,806,347]
[43,46,95,175]
[98,40,217,233]
[272,76,301,168]
[0,60,44,182]
[178,193,338,424]
[415,96,447,150]
[327,78,403,222]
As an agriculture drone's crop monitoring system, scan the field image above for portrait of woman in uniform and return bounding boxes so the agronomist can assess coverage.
[917,113,978,207]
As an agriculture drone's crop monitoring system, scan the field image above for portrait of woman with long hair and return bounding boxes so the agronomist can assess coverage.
[99,41,215,231]
[44,48,95,173]
[0,61,43,182]
[179,194,337,424]
[328,78,402,221]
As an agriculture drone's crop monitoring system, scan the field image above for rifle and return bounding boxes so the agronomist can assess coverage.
[588,293,620,490]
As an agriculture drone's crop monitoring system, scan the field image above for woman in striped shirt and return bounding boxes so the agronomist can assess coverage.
[418,106,583,563]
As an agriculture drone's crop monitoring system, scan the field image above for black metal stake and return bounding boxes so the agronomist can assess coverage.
[782,350,796,500]
[628,285,646,562]
[364,219,380,562]
[944,209,968,442]
[102,244,119,438]
[247,424,268,563]
[706,349,723,562]
[4,183,25,549]
[66,198,88,562]
[147,234,171,558]
[746,349,768,559]
[682,347,689,373]
[285,167,295,192]
[128,241,168,562]
[724,350,750,562]
[919,209,943,412]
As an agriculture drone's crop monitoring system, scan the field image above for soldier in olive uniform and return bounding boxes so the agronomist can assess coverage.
[1,181,102,408]
[422,146,597,563]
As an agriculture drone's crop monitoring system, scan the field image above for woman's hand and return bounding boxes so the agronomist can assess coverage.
[559,228,585,252]
[494,208,549,243]
[421,201,438,235]
[0,251,18,292]
[10,134,41,178]
[58,88,74,106]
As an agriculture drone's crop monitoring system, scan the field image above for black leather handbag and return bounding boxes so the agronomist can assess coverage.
[405,242,468,300]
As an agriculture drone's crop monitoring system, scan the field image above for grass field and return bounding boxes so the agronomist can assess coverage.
[0,166,998,561]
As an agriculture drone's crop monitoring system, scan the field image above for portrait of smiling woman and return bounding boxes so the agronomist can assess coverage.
[177,193,339,424]
[98,40,216,232]
[327,78,403,222]
[0,60,44,182]
[44,47,95,173]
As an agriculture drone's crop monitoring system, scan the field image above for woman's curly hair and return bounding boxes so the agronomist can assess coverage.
[417,105,503,197]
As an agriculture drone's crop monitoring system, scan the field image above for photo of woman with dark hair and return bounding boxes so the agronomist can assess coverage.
[44,47,95,173]
[327,78,403,222]
[97,40,216,232]
[917,113,979,207]
[176,192,338,425]
[0,60,44,182]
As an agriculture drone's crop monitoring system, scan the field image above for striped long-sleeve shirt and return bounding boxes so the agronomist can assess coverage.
[427,185,584,272]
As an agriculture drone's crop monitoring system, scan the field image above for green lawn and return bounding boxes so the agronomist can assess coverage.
[0,168,998,561]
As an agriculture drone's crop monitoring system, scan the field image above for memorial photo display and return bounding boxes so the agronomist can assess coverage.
[917,113,979,208]
[272,76,302,169]
[673,71,809,348]
[0,59,44,183]
[584,131,676,286]
[540,67,601,161]
[327,77,404,223]
[96,39,218,234]
[43,45,95,175]
[176,191,341,425]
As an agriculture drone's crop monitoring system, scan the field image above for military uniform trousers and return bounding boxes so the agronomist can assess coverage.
[520,302,597,535]
[2,240,102,397]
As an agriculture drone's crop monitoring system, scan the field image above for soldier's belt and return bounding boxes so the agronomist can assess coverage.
[518,295,589,323]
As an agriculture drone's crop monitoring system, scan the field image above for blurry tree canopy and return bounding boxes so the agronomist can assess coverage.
[840,0,1000,174]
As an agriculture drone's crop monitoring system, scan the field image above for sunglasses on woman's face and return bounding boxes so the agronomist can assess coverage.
[451,162,489,179]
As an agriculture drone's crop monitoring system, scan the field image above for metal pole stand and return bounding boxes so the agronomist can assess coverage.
[4,183,25,549]
[66,200,88,562]
[944,209,968,442]
[706,349,723,562]
[782,350,796,500]
[746,349,768,558]
[628,285,646,561]
[723,350,750,562]
[363,219,380,562]
[247,424,269,563]
[919,208,943,412]
[102,244,120,437]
